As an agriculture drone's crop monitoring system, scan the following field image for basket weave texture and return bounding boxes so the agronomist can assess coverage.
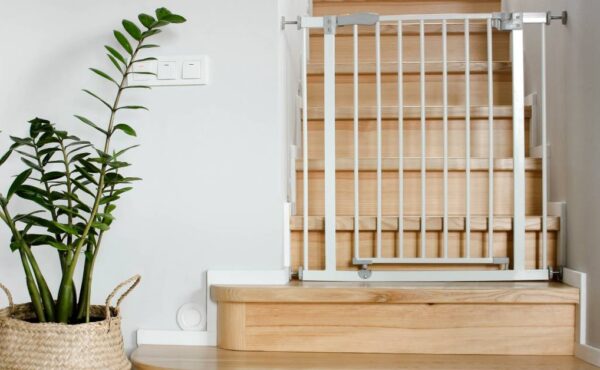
[0,276,140,370]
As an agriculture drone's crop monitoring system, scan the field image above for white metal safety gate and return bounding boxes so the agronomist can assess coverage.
[288,11,566,282]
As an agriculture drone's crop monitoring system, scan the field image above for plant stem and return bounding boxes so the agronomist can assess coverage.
[19,249,46,322]
[56,39,144,323]
[1,202,55,321]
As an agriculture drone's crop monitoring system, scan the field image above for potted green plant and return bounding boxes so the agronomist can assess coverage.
[0,7,185,369]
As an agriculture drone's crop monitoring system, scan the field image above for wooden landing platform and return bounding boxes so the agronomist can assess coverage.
[212,282,579,355]
[131,345,599,370]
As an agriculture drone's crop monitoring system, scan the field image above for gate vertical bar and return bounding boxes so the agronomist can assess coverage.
[323,16,337,271]
[540,24,548,269]
[442,19,449,258]
[464,19,471,258]
[511,25,526,271]
[419,20,427,258]
[397,21,404,258]
[302,27,309,270]
[376,21,383,258]
[487,19,494,258]
[353,24,360,260]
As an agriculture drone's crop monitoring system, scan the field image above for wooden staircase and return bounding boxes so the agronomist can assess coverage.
[210,0,578,363]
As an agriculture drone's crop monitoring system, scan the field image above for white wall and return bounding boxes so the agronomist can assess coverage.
[504,0,600,349]
[0,0,294,350]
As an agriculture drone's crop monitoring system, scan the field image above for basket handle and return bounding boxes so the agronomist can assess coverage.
[0,282,14,315]
[105,275,141,319]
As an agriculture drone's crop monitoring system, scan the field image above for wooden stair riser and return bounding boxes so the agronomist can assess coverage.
[290,229,557,271]
[310,32,509,64]
[308,74,512,107]
[295,170,542,216]
[305,118,529,159]
[313,0,501,16]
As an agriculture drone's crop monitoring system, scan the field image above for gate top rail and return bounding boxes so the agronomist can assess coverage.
[290,12,564,30]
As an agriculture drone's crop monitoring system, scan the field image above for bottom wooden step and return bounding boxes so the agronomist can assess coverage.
[212,282,578,356]
[131,345,597,370]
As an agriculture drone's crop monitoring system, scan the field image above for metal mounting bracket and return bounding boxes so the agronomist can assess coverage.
[492,12,523,31]
[547,11,568,25]
[358,265,372,280]
[548,266,564,281]
[280,16,300,30]
[324,16,336,35]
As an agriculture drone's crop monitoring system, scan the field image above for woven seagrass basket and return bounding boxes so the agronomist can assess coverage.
[0,275,140,370]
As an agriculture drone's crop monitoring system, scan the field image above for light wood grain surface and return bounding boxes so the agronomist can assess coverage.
[211,281,579,304]
[131,345,599,370]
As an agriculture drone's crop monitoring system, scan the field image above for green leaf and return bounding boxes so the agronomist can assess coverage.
[13,210,46,223]
[155,7,172,20]
[0,149,13,166]
[114,144,140,158]
[163,14,186,24]
[91,222,110,231]
[82,89,113,110]
[52,221,79,235]
[89,68,119,87]
[105,45,127,65]
[71,178,95,197]
[15,149,37,161]
[74,115,108,135]
[20,158,42,172]
[107,54,124,73]
[8,169,32,200]
[113,30,133,55]
[10,136,33,147]
[75,166,98,185]
[96,212,115,222]
[15,189,52,211]
[123,85,151,90]
[139,44,160,49]
[138,13,156,29]
[48,241,69,251]
[41,172,64,181]
[113,123,137,137]
[99,195,120,205]
[116,105,148,111]
[111,187,133,197]
[141,29,161,38]
[122,19,142,41]
[133,57,157,63]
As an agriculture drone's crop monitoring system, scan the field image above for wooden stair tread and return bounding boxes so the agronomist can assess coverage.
[290,215,560,231]
[308,61,511,75]
[306,105,532,119]
[211,281,577,304]
[131,345,596,370]
[297,157,541,171]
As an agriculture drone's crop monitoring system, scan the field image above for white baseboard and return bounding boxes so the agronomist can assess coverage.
[563,268,587,345]
[137,330,212,346]
[575,343,600,367]
[136,269,289,347]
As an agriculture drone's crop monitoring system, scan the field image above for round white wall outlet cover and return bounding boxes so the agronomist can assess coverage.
[176,303,205,331]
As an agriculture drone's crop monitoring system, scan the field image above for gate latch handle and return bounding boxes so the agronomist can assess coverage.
[337,13,379,27]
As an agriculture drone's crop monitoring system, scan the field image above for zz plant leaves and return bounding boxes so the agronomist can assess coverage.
[0,7,185,325]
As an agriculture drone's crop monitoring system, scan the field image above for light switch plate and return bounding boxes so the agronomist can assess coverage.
[127,55,209,86]
[157,61,178,80]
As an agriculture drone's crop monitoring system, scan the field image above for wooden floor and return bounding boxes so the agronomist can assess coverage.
[131,345,599,370]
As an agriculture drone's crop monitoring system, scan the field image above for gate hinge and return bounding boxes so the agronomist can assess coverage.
[548,266,564,281]
[492,12,523,31]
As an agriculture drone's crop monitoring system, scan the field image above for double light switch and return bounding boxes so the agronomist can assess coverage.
[129,55,209,86]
